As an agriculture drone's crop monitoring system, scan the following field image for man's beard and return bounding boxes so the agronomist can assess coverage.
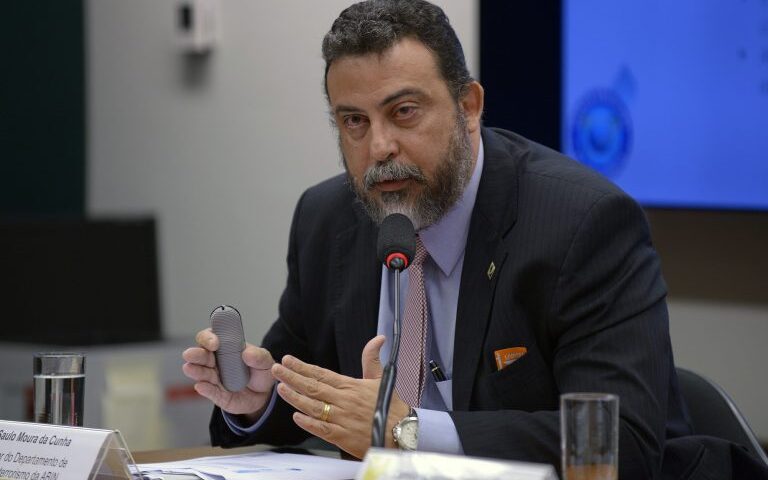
[343,111,473,230]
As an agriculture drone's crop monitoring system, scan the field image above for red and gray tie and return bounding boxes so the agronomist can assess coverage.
[396,237,430,407]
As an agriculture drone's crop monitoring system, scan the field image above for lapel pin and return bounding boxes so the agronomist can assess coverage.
[487,261,496,280]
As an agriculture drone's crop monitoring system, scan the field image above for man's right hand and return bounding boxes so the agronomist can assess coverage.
[182,328,276,423]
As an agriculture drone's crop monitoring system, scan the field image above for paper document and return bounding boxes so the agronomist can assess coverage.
[137,451,360,480]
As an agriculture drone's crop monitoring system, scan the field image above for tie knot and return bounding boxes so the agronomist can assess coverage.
[412,236,429,266]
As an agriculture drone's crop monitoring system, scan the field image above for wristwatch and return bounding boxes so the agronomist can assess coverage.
[392,408,419,450]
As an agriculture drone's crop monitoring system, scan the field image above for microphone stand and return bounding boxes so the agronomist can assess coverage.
[371,262,403,447]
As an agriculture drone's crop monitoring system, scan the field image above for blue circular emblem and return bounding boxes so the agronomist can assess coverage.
[571,89,632,177]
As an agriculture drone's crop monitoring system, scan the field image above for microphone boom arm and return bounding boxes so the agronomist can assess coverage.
[371,268,402,447]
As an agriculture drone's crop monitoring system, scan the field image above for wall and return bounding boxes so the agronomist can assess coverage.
[668,300,768,438]
[650,209,768,439]
[87,0,768,443]
[88,0,477,343]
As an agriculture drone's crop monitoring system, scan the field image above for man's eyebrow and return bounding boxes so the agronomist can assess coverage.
[379,88,425,107]
[333,105,362,115]
[332,88,426,116]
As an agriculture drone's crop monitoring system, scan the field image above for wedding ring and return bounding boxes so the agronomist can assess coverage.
[320,402,332,422]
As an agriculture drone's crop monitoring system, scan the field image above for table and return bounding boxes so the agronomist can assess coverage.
[132,444,345,463]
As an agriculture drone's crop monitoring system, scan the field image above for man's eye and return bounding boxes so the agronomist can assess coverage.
[343,115,367,129]
[394,105,417,119]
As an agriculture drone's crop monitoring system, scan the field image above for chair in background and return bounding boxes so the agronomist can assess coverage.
[677,367,768,466]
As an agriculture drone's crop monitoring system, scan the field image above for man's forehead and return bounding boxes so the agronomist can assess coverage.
[325,38,445,107]
[328,36,437,72]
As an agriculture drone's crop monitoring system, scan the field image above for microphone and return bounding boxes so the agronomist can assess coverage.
[376,213,416,271]
[371,213,416,447]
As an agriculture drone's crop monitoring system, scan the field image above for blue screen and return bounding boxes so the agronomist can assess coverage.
[562,0,768,209]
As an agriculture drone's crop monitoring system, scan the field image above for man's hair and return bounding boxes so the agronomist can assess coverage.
[322,0,473,102]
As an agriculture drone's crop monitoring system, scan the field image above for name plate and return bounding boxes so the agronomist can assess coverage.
[0,420,137,480]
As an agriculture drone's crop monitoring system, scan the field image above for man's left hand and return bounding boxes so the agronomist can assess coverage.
[271,335,411,459]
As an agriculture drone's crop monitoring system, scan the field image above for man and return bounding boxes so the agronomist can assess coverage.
[183,1,692,478]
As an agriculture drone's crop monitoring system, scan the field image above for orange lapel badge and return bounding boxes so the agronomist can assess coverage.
[494,347,528,371]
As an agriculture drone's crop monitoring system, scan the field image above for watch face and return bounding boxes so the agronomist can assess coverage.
[397,418,418,450]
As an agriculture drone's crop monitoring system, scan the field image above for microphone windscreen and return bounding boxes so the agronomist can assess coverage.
[376,213,416,268]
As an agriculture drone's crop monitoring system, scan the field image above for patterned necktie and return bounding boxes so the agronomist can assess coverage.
[396,237,430,407]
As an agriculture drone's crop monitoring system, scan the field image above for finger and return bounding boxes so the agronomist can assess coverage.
[182,362,221,386]
[193,381,231,406]
[361,335,386,379]
[276,382,328,421]
[195,328,219,351]
[182,347,216,368]
[247,367,277,394]
[292,411,344,446]
[271,363,331,401]
[281,355,347,388]
[243,345,276,370]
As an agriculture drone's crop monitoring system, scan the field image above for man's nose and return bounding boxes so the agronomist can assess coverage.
[369,122,399,163]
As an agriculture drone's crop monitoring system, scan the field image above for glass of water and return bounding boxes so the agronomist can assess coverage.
[560,392,619,480]
[33,352,86,426]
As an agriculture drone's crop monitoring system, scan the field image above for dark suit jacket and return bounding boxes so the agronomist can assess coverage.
[210,128,694,478]
[661,436,768,479]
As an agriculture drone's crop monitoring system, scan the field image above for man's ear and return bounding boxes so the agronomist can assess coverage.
[460,81,484,134]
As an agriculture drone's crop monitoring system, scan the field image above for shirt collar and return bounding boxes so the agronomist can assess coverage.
[419,138,484,276]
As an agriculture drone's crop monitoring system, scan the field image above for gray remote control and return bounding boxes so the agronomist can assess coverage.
[210,305,249,392]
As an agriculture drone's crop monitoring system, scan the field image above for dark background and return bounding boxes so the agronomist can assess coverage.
[1,0,85,217]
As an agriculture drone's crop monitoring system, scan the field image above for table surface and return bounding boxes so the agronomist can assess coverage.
[132,445,264,463]
[132,444,344,464]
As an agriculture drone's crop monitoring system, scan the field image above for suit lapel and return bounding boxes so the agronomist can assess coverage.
[332,219,381,379]
[453,128,520,411]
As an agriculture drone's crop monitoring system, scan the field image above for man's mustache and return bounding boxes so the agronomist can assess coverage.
[363,160,427,190]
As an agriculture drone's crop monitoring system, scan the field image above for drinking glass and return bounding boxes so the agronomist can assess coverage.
[560,392,619,480]
[33,352,86,426]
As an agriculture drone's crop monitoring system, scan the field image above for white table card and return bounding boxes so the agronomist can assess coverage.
[0,420,136,480]
[357,448,558,480]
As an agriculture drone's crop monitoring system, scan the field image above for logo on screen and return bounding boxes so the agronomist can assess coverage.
[571,89,632,177]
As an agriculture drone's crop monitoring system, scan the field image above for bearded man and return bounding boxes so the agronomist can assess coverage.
[182,1,697,478]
